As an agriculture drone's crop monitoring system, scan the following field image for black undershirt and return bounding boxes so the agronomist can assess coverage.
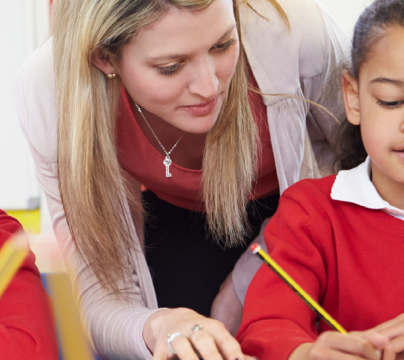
[143,190,280,316]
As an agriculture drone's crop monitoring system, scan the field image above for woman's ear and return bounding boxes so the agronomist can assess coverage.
[91,48,119,76]
[342,70,360,125]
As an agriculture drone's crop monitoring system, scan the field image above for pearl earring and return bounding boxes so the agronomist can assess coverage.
[106,73,117,79]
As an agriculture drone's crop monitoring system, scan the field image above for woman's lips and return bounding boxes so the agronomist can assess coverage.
[182,95,219,116]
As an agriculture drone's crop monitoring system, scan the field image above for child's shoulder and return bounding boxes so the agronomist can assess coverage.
[0,210,23,247]
[283,174,337,202]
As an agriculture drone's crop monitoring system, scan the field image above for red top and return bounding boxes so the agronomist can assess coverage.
[0,210,58,359]
[237,176,404,360]
[117,74,278,212]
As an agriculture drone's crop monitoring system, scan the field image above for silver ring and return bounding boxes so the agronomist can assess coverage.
[190,324,203,335]
[167,332,186,355]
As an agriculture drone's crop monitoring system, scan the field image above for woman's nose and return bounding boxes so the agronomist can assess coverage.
[188,58,219,100]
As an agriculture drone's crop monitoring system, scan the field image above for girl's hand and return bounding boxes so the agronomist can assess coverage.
[144,307,255,360]
[370,314,404,360]
[289,331,388,360]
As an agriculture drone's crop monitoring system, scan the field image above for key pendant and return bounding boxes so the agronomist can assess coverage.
[163,156,172,178]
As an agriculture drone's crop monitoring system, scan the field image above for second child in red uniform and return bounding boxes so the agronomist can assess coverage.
[0,210,58,359]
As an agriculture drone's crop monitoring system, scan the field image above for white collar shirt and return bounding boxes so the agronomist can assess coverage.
[331,157,404,221]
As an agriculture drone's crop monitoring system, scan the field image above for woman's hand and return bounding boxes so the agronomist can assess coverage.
[210,272,243,336]
[289,331,388,360]
[370,314,404,360]
[144,307,254,360]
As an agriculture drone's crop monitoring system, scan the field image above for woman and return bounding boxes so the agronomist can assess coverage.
[15,0,347,359]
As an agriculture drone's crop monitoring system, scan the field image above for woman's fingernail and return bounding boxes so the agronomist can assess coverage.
[375,350,381,359]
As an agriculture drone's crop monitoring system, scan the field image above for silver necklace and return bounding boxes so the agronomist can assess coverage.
[135,103,184,178]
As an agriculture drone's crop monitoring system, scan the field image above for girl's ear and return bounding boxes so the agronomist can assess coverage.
[342,70,360,125]
[91,48,119,76]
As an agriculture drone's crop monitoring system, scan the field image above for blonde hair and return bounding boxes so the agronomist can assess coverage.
[243,0,289,28]
[52,0,287,295]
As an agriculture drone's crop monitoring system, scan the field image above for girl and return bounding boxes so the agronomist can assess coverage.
[237,0,404,359]
[15,0,346,359]
[0,210,58,359]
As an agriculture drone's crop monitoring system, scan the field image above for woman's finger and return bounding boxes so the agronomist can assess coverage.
[190,329,223,360]
[203,320,244,360]
[153,342,172,360]
[171,335,200,360]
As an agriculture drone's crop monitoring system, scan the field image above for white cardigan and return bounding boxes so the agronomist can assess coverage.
[14,0,347,359]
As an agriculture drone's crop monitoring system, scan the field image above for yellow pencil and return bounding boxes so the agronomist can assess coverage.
[0,232,29,298]
[251,243,347,334]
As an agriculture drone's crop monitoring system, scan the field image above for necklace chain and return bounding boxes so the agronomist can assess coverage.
[135,103,184,157]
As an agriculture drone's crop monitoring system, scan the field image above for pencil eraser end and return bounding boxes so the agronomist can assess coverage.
[250,243,261,254]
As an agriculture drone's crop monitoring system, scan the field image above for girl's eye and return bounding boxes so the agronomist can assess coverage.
[157,63,182,76]
[212,38,237,52]
[377,99,404,108]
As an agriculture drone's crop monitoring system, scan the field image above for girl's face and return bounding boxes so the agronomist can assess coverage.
[105,0,239,134]
[343,25,404,200]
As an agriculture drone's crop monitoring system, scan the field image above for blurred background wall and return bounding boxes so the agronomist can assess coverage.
[0,0,375,265]
[318,0,374,38]
[0,0,50,233]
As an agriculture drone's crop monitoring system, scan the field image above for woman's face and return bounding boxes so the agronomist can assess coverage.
[113,0,239,134]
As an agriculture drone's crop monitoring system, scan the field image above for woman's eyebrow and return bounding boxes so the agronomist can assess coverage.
[149,24,236,62]
[370,77,404,87]
[216,24,237,43]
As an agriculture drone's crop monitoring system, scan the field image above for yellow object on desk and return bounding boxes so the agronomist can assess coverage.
[0,232,29,298]
[7,209,41,235]
[46,272,95,360]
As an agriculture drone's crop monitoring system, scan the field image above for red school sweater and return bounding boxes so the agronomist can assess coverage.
[237,175,404,360]
[0,210,58,359]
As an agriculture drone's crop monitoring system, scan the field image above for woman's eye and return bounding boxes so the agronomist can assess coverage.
[377,99,404,108]
[157,63,181,76]
[213,39,237,52]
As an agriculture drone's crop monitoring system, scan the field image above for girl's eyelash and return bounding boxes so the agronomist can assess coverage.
[377,99,404,108]
[156,39,237,76]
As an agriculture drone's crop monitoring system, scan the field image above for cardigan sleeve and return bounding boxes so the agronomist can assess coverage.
[0,210,58,360]
[14,39,160,360]
[236,182,329,360]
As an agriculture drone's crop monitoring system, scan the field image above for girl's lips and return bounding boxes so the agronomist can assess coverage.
[182,95,219,116]
[393,149,404,161]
